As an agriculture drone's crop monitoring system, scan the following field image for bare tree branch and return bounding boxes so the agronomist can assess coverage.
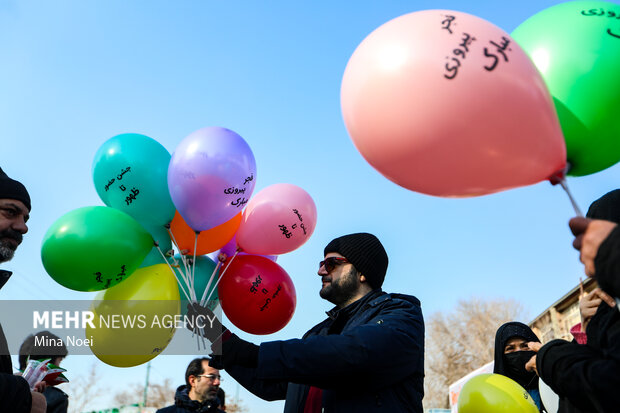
[423,296,527,409]
[62,362,101,413]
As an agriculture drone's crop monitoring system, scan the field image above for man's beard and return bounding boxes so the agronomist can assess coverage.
[320,267,359,306]
[0,242,14,262]
[0,229,22,263]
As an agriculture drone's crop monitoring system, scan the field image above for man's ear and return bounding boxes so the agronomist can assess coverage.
[359,274,367,283]
[188,375,197,387]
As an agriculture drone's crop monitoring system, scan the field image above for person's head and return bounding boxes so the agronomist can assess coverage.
[0,168,30,263]
[493,322,540,389]
[586,189,620,223]
[319,232,388,307]
[18,331,68,371]
[185,357,221,403]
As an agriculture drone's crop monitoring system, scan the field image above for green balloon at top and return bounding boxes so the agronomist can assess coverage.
[512,1,620,176]
[93,133,175,226]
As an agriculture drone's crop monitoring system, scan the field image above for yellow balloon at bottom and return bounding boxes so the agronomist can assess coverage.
[87,264,180,367]
[458,373,539,413]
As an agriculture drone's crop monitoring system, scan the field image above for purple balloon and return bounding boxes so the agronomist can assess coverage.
[218,234,277,262]
[168,127,257,231]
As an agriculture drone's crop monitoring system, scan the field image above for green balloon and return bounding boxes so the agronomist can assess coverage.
[458,374,538,413]
[512,1,620,176]
[41,206,154,291]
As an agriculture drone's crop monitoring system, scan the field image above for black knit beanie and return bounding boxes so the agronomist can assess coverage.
[0,168,31,211]
[587,189,620,223]
[324,233,388,289]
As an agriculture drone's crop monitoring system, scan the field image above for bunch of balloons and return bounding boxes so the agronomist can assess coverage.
[41,127,317,367]
[341,1,620,198]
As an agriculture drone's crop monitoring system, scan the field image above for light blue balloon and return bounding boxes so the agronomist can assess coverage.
[173,255,220,312]
[93,133,175,226]
[139,223,173,268]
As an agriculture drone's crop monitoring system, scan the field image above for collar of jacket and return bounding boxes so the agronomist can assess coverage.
[326,289,385,320]
[173,384,219,412]
[0,270,12,291]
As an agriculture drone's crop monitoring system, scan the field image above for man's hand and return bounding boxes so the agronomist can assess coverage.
[525,342,542,375]
[579,287,616,331]
[185,302,227,343]
[569,217,617,277]
[33,381,46,393]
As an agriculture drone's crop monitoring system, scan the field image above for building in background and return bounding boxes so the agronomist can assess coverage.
[530,277,596,343]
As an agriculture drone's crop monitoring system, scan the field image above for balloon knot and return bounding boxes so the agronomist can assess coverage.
[548,166,568,186]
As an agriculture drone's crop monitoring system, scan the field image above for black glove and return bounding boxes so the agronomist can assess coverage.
[185,302,228,343]
[186,303,259,369]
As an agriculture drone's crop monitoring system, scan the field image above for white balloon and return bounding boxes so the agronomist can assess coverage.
[539,378,559,413]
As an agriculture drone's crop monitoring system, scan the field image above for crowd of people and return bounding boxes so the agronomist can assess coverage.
[0,164,618,413]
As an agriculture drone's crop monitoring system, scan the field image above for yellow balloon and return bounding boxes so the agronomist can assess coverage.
[458,373,539,413]
[87,264,180,367]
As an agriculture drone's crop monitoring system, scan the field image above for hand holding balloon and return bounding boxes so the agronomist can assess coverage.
[186,302,228,343]
[569,217,617,277]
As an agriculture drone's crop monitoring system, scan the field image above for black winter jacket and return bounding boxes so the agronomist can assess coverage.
[156,385,223,413]
[0,270,32,413]
[225,289,425,412]
[44,387,69,413]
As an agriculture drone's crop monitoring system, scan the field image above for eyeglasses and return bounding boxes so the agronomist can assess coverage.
[319,257,349,273]
[196,374,222,382]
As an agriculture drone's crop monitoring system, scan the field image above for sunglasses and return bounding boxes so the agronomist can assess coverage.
[319,257,349,273]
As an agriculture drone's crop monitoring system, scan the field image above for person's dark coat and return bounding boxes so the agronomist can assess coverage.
[0,272,32,413]
[593,225,620,299]
[156,385,223,413]
[587,188,620,298]
[224,289,425,413]
[535,190,620,413]
[537,298,620,413]
[44,386,68,413]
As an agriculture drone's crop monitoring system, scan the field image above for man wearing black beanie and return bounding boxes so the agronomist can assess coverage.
[188,232,425,412]
[0,167,46,413]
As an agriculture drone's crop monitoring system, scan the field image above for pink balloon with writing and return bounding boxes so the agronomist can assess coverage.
[341,10,566,197]
[237,184,317,255]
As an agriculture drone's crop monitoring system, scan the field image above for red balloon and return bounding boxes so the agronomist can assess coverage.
[218,255,296,335]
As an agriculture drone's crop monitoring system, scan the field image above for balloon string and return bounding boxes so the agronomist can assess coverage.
[205,250,239,303]
[166,227,192,284]
[169,254,193,301]
[559,178,583,217]
[191,232,198,302]
[156,245,191,301]
[200,261,222,307]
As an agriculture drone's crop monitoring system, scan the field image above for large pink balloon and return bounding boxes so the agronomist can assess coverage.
[341,10,567,197]
[237,184,317,255]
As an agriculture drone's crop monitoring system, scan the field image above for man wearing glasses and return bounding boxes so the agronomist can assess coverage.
[189,232,425,412]
[157,357,224,413]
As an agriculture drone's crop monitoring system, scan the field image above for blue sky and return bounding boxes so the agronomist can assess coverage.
[1,0,619,411]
